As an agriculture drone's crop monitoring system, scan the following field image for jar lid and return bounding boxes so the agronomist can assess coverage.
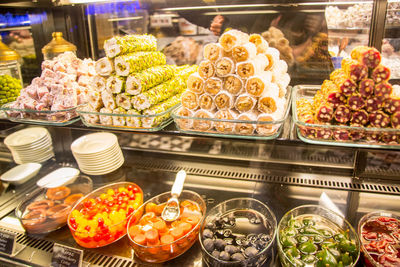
[41,32,77,54]
[0,36,20,61]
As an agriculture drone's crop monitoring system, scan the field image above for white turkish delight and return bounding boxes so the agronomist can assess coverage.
[37,86,49,99]
[41,68,56,79]
[41,60,54,70]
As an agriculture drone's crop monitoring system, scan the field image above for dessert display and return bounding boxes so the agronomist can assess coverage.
[325,4,373,29]
[173,29,291,138]
[0,74,21,105]
[278,205,360,267]
[127,190,205,263]
[200,198,277,267]
[163,36,202,66]
[296,33,333,70]
[16,175,93,234]
[359,212,400,267]
[79,34,197,130]
[295,46,400,147]
[261,27,294,66]
[68,182,143,248]
[2,51,96,123]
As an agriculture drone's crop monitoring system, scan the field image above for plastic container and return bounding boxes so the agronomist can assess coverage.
[293,85,400,149]
[358,211,400,267]
[0,35,22,106]
[68,182,143,248]
[199,198,277,267]
[127,190,206,263]
[15,175,92,234]
[277,205,360,267]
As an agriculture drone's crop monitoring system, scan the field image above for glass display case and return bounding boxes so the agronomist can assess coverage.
[0,0,397,266]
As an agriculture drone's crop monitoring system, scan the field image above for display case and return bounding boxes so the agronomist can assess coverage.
[0,0,397,266]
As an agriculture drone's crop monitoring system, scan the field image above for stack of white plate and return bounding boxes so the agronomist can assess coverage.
[4,127,54,164]
[71,132,124,175]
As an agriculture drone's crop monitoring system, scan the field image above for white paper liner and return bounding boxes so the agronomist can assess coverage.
[112,108,126,126]
[95,57,114,77]
[232,42,257,63]
[234,93,257,113]
[276,73,290,98]
[181,90,199,111]
[257,85,282,114]
[126,109,141,127]
[203,43,223,62]
[214,109,236,133]
[223,74,244,96]
[245,73,272,97]
[175,107,194,130]
[235,112,257,135]
[106,76,125,94]
[99,107,113,126]
[204,77,223,96]
[215,57,235,77]
[101,91,116,110]
[198,60,216,79]
[93,75,106,92]
[219,29,249,52]
[249,34,269,54]
[116,93,132,110]
[187,73,205,94]
[272,60,289,82]
[199,93,216,111]
[193,109,214,131]
[214,90,234,110]
[236,54,269,78]
[256,113,280,135]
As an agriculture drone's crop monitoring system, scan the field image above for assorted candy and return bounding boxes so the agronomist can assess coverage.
[279,215,358,267]
[0,74,21,105]
[297,46,400,145]
[360,216,400,267]
[128,199,202,263]
[68,184,143,248]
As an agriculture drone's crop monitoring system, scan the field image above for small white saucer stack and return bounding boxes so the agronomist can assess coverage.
[4,127,54,164]
[71,132,124,175]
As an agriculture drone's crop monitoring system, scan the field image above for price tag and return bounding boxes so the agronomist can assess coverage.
[51,243,83,267]
[0,230,16,255]
[150,15,172,28]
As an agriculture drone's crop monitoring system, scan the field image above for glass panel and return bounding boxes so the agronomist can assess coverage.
[382,1,400,79]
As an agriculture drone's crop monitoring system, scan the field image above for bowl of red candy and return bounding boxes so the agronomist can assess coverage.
[68,182,143,248]
[127,190,206,263]
[16,175,92,234]
[358,211,400,267]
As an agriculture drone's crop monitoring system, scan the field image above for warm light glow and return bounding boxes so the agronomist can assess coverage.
[108,16,143,22]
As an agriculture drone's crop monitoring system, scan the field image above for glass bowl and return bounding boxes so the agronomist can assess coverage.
[277,205,360,267]
[67,182,143,248]
[358,211,400,267]
[16,175,93,234]
[127,190,206,263]
[199,198,277,267]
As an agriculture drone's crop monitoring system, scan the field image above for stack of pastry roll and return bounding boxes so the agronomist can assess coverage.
[296,46,400,144]
[176,29,290,136]
[83,34,197,129]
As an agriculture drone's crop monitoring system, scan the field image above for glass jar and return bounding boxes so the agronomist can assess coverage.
[41,32,77,60]
[0,36,22,106]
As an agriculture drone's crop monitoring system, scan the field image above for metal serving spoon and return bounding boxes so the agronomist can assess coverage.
[161,170,187,222]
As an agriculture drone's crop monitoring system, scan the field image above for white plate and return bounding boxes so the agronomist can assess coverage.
[36,167,80,188]
[14,149,54,158]
[71,132,118,155]
[73,147,122,163]
[9,138,52,151]
[72,144,119,160]
[80,158,124,175]
[1,163,42,185]
[78,153,124,169]
[4,128,49,147]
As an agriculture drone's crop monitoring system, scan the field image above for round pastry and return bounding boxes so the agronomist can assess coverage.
[46,204,71,224]
[22,209,47,233]
[46,186,71,200]
[64,193,84,206]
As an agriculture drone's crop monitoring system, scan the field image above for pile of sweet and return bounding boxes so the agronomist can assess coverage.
[325,4,372,29]
[7,52,96,121]
[297,46,400,144]
[85,34,196,128]
[0,74,22,105]
[176,29,290,136]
